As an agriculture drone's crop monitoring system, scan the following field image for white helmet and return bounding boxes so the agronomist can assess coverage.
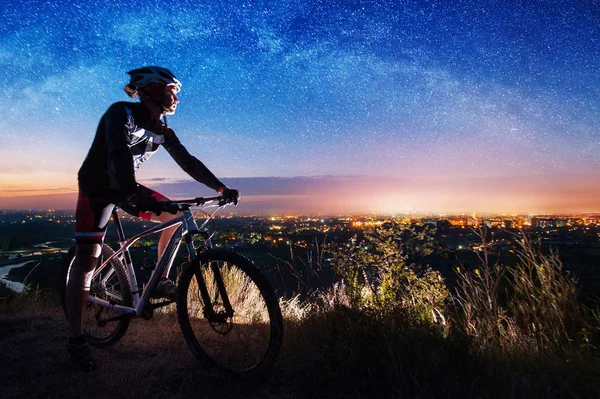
[125,66,181,97]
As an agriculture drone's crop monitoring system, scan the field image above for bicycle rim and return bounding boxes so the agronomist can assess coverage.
[178,250,283,375]
[63,246,132,347]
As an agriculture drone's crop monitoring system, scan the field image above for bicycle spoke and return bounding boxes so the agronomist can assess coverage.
[178,251,282,374]
[62,245,132,347]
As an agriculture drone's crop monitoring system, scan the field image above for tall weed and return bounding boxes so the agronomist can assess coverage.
[327,220,448,326]
[453,228,598,358]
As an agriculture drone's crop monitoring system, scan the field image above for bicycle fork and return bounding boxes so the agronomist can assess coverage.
[192,251,234,322]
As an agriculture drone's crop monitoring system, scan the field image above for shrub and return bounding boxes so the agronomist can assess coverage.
[327,220,448,326]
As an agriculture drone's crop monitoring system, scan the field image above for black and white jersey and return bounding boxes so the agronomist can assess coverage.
[78,101,223,201]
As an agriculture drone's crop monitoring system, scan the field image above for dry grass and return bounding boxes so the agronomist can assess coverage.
[274,227,600,398]
[453,232,599,359]
[2,229,600,398]
[183,261,273,372]
[2,297,598,399]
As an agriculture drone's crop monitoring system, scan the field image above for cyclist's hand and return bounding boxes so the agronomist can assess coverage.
[222,188,240,206]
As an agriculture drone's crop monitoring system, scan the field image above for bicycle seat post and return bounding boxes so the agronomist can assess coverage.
[112,207,127,245]
[111,207,134,269]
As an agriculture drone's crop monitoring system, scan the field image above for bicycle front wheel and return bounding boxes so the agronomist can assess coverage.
[61,245,132,347]
[177,249,283,375]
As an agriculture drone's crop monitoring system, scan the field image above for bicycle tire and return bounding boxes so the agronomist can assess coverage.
[177,249,283,376]
[61,245,133,347]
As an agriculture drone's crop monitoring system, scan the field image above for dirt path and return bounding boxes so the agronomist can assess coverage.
[0,308,282,398]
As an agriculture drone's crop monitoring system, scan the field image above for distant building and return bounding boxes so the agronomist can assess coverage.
[531,217,561,229]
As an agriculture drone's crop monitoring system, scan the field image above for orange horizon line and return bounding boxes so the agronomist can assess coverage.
[1,207,598,217]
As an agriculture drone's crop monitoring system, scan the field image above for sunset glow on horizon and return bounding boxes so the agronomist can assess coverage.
[1,173,599,216]
[1,1,598,215]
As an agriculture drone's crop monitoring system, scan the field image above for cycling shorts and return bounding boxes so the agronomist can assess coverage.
[75,184,167,244]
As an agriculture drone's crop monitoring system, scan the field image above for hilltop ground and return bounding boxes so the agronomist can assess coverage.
[2,224,600,398]
[1,304,285,399]
[2,290,599,399]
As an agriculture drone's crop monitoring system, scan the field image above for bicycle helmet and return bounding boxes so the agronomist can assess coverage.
[124,66,181,98]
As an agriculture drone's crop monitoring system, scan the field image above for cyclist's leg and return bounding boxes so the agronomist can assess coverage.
[65,243,101,336]
[68,191,114,336]
[121,185,182,278]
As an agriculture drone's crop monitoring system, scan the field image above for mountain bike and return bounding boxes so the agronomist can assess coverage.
[60,196,283,376]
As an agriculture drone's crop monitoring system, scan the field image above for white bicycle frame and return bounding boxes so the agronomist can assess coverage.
[88,199,222,317]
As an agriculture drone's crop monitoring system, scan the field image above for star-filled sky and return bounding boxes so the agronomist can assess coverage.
[0,0,598,214]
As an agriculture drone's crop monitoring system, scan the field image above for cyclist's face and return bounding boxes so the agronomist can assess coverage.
[162,86,179,115]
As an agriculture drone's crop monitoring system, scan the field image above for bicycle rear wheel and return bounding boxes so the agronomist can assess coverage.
[177,249,283,376]
[61,245,132,347]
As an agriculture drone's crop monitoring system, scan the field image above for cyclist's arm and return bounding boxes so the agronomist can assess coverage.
[162,129,225,192]
[104,104,138,200]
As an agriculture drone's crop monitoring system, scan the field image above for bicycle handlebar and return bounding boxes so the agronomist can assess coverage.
[171,196,224,207]
[129,195,234,214]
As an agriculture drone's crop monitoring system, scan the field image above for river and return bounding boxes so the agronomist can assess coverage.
[0,260,37,293]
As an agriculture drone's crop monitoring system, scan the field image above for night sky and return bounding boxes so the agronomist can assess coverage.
[1,0,598,214]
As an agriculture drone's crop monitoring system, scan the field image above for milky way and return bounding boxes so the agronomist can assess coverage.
[0,0,598,213]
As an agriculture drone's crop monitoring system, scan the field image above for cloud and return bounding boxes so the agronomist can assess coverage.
[143,175,381,197]
[1,173,599,214]
[0,187,73,195]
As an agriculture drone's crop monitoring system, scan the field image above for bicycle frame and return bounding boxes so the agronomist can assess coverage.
[70,195,283,374]
[88,202,215,317]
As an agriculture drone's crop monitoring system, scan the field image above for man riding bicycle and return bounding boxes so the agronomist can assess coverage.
[66,66,239,372]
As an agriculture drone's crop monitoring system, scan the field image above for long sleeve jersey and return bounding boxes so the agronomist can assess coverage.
[78,101,224,201]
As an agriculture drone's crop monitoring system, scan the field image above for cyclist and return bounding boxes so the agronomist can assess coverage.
[66,66,240,372]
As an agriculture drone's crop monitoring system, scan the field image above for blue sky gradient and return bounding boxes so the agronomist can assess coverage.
[1,0,598,213]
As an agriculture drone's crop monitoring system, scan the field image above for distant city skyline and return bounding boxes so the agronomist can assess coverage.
[0,174,598,215]
[1,1,598,214]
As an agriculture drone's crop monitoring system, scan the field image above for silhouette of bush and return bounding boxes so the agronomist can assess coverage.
[327,220,449,327]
